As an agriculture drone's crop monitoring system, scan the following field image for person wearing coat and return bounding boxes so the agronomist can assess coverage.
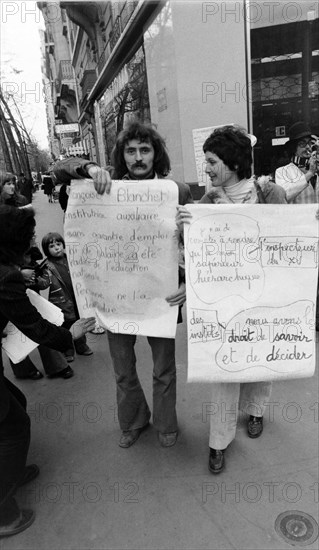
[0,204,95,537]
[7,245,74,380]
[0,174,28,208]
[16,173,33,204]
[275,121,318,204]
[176,125,287,474]
[52,121,193,449]
[0,173,73,380]
[275,121,319,329]
[41,232,93,362]
[42,173,55,203]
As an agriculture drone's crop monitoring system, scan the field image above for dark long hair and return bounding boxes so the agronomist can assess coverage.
[111,121,171,178]
[203,125,252,180]
[0,173,26,207]
[0,205,36,265]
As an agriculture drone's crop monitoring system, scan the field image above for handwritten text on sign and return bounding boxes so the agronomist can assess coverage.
[185,204,318,382]
[64,179,179,337]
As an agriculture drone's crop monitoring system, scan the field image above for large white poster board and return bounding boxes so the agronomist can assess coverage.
[64,179,179,338]
[185,204,318,382]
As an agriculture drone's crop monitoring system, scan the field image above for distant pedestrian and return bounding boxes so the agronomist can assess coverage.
[42,173,54,203]
[17,173,33,204]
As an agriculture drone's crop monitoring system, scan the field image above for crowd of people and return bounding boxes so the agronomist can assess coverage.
[0,120,317,537]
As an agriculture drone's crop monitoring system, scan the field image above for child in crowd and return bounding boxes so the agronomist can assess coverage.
[8,244,74,380]
[41,232,93,362]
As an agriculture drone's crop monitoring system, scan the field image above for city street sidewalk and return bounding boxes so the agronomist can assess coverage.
[1,189,318,550]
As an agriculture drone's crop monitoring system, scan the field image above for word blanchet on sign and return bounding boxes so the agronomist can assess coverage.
[64,179,179,338]
[185,204,318,383]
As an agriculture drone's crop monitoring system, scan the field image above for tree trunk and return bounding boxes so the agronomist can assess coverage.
[0,89,31,178]
[0,103,21,173]
[0,113,14,172]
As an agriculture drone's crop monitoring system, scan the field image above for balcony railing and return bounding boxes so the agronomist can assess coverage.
[96,0,139,75]
[109,16,122,51]
[58,60,73,82]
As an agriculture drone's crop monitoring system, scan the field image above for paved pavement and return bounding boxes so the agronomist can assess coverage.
[1,189,318,550]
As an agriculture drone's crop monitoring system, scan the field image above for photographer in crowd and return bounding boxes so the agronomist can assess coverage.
[275,121,318,203]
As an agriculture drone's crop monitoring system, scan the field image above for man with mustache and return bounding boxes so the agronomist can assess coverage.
[54,121,193,448]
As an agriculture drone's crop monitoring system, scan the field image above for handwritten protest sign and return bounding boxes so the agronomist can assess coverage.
[184,204,318,382]
[64,179,179,338]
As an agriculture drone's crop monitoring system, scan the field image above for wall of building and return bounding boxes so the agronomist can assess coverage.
[43,3,70,64]
[144,2,184,182]
[144,0,248,186]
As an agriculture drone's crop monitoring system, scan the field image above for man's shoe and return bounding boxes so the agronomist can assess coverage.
[64,351,74,363]
[28,369,43,380]
[16,369,43,380]
[76,346,93,356]
[61,366,74,379]
[15,370,43,381]
[247,415,263,438]
[158,431,178,447]
[18,465,40,487]
[49,366,74,379]
[119,423,149,448]
[208,448,225,474]
[0,510,35,538]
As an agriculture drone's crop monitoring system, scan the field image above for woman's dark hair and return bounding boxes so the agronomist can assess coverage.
[203,125,252,179]
[0,205,36,265]
[111,121,171,178]
[0,173,26,207]
[0,171,15,186]
[41,232,65,257]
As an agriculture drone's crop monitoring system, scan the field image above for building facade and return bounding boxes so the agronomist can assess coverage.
[38,1,83,159]
[38,0,319,192]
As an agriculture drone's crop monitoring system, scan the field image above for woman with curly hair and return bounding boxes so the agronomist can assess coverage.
[176,125,287,474]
